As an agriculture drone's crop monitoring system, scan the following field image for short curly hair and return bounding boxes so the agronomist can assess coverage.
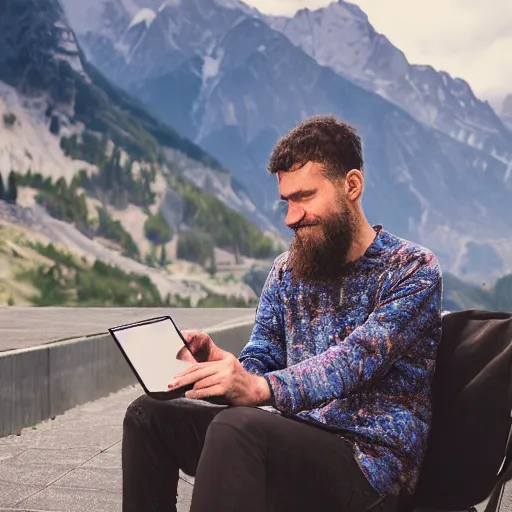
[268,115,363,180]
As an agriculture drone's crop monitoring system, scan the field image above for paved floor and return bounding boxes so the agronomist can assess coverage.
[0,307,255,352]
[0,385,195,511]
[0,384,510,512]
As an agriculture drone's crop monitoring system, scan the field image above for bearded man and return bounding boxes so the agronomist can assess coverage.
[122,116,443,512]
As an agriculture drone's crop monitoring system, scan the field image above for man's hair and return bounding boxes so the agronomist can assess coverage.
[268,115,363,181]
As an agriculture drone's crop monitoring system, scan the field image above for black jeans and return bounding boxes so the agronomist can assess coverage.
[122,395,398,512]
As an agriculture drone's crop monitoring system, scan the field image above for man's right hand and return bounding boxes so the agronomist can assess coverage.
[180,330,229,363]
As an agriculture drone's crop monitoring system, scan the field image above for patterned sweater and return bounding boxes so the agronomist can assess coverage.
[239,225,443,497]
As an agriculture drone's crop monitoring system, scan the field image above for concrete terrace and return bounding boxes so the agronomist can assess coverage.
[0,308,510,512]
[0,386,172,512]
[0,307,255,511]
[0,307,256,352]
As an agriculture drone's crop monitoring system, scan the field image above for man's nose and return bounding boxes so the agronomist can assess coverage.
[285,202,306,228]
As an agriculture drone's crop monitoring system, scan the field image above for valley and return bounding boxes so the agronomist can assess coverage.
[61,0,512,284]
[0,0,511,312]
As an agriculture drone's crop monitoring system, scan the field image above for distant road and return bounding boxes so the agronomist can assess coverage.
[0,307,256,352]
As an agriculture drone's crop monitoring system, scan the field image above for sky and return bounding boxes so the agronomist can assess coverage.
[245,0,511,110]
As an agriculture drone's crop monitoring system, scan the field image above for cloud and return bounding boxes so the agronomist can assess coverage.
[245,0,512,108]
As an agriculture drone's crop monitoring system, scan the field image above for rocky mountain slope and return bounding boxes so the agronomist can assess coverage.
[501,94,512,132]
[60,0,512,283]
[0,0,281,306]
[0,0,278,233]
[269,1,512,170]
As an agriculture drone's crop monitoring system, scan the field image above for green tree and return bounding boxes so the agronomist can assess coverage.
[176,179,277,259]
[144,211,172,245]
[6,171,18,204]
[207,254,217,278]
[27,242,164,307]
[49,115,60,135]
[3,113,16,127]
[160,245,167,267]
[140,167,155,207]
[145,244,157,267]
[177,231,214,267]
[0,174,5,200]
[96,207,140,260]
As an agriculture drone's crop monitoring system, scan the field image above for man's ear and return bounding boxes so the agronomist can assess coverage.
[344,169,364,202]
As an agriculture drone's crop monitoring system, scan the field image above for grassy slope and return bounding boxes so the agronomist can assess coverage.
[0,220,52,306]
[0,218,165,307]
[3,215,510,311]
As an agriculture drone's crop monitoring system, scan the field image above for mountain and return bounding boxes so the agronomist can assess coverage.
[501,94,512,132]
[0,0,284,233]
[443,272,512,312]
[0,0,283,307]
[269,1,512,173]
[59,0,512,283]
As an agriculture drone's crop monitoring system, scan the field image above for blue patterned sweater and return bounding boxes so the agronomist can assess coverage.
[239,225,443,497]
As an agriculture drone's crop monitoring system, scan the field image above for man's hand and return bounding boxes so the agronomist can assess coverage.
[180,330,229,363]
[168,352,271,407]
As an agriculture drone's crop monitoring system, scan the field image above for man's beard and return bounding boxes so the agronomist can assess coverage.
[288,202,357,285]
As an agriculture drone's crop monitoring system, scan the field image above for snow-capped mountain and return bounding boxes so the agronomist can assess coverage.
[269,1,512,174]
[59,0,512,282]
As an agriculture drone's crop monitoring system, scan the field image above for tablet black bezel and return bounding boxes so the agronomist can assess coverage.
[108,315,195,400]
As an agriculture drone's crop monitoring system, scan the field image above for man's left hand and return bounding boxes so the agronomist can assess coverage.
[168,353,271,407]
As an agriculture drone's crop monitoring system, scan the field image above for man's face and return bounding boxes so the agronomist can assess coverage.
[278,162,357,284]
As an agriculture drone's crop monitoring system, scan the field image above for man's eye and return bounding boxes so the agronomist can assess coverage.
[278,200,288,213]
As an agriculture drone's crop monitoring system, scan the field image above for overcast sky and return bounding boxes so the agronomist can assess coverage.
[245,0,511,110]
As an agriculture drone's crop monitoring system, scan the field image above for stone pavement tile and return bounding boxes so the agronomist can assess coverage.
[0,481,43,508]
[0,436,33,450]
[0,461,75,487]
[0,509,58,512]
[0,444,28,463]
[503,482,512,512]
[180,472,195,486]
[14,447,101,466]
[13,480,194,512]
[105,442,121,454]
[177,479,194,512]
[56,467,122,492]
[83,450,121,469]
[14,426,122,451]
[16,487,121,512]
[59,416,124,430]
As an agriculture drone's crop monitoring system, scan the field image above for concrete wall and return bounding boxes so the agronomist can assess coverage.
[0,321,254,437]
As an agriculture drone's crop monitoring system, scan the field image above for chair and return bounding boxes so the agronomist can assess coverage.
[402,310,512,512]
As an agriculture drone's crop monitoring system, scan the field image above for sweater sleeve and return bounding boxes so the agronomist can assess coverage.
[238,256,287,376]
[264,253,443,414]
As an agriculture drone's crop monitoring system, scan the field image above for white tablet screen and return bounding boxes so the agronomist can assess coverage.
[112,318,194,393]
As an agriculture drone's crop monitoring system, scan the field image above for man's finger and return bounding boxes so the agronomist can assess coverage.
[185,384,225,400]
[173,361,219,379]
[168,364,220,388]
[192,373,226,391]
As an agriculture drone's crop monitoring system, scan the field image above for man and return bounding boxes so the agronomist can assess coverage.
[122,115,443,512]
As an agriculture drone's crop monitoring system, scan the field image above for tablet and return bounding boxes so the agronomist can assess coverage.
[109,316,195,400]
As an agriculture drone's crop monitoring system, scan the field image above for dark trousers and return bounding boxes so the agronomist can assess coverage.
[122,395,398,512]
